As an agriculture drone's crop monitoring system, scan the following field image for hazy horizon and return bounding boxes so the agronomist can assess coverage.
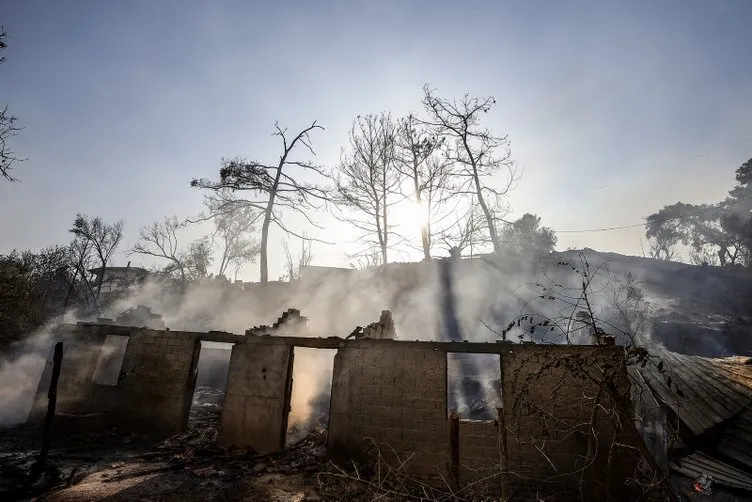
[2,1,751,281]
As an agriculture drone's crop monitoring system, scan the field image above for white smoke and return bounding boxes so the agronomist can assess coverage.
[0,313,79,427]
[0,250,664,430]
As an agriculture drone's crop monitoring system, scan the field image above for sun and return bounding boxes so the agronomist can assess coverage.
[400,200,429,237]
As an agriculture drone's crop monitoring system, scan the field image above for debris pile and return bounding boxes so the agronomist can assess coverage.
[694,473,714,495]
[96,305,166,329]
[191,386,224,410]
[287,390,331,446]
[346,310,396,340]
[1,415,331,500]
[246,308,309,336]
[116,305,166,329]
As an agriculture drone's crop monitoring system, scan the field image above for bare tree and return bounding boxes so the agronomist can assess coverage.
[68,237,98,309]
[131,216,189,283]
[394,114,454,259]
[604,271,651,345]
[69,214,124,304]
[184,236,213,281]
[335,113,401,264]
[421,85,521,253]
[440,203,487,258]
[1,28,22,181]
[348,247,382,269]
[192,121,328,283]
[282,234,313,281]
[208,194,261,278]
[132,216,221,283]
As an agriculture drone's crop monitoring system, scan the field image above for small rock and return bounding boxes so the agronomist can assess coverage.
[111,462,125,469]
[252,463,267,473]
[193,467,218,477]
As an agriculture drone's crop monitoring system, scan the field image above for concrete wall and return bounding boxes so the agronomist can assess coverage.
[458,420,502,487]
[106,328,200,433]
[500,344,638,497]
[35,324,639,498]
[219,341,294,453]
[328,340,450,481]
[32,323,200,435]
[327,340,637,497]
[44,325,108,417]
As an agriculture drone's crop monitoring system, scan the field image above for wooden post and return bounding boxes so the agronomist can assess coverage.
[449,411,460,490]
[30,341,63,480]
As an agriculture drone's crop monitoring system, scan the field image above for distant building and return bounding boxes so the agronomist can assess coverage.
[298,265,354,283]
[88,262,150,294]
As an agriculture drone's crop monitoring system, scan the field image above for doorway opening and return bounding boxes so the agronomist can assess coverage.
[446,353,502,421]
[188,341,233,429]
[285,347,336,446]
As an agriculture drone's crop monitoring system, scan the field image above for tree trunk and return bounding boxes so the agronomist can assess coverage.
[381,227,388,265]
[462,136,501,253]
[95,265,105,303]
[61,267,79,317]
[474,171,500,252]
[260,214,271,283]
[381,185,388,265]
[420,227,431,260]
[414,178,431,260]
[260,172,281,283]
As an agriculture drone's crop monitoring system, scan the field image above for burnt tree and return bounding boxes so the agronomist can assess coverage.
[0,27,22,181]
[192,122,328,282]
[335,113,401,265]
[69,214,124,307]
[421,85,520,253]
[394,114,453,260]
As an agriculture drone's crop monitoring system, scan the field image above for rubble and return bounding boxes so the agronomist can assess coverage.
[246,308,310,336]
[345,310,396,340]
[115,305,166,329]
[694,474,714,496]
[0,414,332,500]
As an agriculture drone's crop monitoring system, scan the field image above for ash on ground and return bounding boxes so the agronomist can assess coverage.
[189,386,225,425]
[0,385,331,501]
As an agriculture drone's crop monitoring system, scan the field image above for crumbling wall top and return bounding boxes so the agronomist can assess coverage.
[246,308,309,337]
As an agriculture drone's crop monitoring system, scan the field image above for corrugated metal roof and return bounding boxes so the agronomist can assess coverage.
[633,349,752,490]
[671,451,752,491]
[633,349,752,436]
[717,407,752,472]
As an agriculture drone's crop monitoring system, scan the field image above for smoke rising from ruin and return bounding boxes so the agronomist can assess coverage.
[1,250,666,430]
[0,314,78,427]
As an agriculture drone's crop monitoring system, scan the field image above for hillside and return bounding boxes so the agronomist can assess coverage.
[100,249,752,358]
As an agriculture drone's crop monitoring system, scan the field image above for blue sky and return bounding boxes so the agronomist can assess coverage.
[2,0,751,280]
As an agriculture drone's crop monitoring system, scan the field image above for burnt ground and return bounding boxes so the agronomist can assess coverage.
[0,389,329,501]
[3,389,749,501]
[3,417,749,502]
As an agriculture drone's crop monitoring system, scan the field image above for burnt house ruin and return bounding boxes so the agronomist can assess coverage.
[25,311,654,500]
